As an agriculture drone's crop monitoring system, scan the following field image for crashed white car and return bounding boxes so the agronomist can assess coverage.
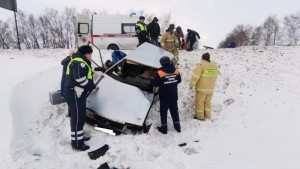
[86,43,176,134]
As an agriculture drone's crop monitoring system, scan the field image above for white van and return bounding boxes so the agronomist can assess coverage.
[77,14,144,50]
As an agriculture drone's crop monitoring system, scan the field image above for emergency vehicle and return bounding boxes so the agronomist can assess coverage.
[77,14,144,50]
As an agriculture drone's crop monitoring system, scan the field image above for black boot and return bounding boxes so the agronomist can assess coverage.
[83,137,90,142]
[72,144,90,151]
[174,123,181,133]
[157,126,167,134]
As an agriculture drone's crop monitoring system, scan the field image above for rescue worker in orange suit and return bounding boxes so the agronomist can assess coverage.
[160,24,179,60]
[152,56,182,134]
[189,53,217,120]
[64,45,99,151]
[136,16,149,46]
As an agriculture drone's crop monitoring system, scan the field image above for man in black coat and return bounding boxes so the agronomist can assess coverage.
[186,29,200,51]
[64,45,99,151]
[147,17,160,46]
[152,56,182,134]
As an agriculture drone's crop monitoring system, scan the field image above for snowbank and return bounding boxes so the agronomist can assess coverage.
[0,47,299,169]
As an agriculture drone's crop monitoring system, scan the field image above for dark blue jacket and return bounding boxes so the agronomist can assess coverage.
[152,65,181,103]
[64,51,96,92]
[60,56,71,97]
[112,50,127,67]
[229,41,236,48]
[187,30,200,43]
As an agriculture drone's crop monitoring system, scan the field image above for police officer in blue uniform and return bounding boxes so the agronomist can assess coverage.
[152,56,182,134]
[64,45,99,151]
[136,16,149,46]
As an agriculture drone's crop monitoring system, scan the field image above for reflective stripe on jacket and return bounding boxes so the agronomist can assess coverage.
[158,69,179,78]
[160,31,179,50]
[152,65,181,102]
[66,57,92,79]
[190,60,217,94]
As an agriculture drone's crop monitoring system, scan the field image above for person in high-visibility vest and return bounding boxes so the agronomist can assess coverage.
[64,45,99,151]
[189,53,217,120]
[136,16,149,46]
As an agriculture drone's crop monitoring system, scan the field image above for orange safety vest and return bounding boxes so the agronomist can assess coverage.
[158,69,179,78]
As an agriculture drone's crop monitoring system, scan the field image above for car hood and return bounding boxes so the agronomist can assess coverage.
[87,72,154,126]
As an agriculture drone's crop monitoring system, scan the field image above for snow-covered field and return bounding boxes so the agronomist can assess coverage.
[0,46,300,169]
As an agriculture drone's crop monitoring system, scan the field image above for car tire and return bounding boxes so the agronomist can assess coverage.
[108,44,119,50]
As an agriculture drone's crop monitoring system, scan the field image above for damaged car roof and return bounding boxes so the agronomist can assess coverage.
[125,42,175,68]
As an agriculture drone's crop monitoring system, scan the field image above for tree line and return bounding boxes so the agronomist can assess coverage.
[219,11,300,48]
[0,8,171,49]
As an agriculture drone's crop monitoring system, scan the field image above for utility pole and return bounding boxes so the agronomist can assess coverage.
[0,0,21,50]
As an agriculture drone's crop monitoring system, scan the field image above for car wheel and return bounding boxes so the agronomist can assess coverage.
[108,44,119,50]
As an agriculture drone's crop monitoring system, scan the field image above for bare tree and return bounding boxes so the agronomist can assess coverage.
[160,13,172,33]
[262,15,280,46]
[16,11,32,48]
[28,14,40,49]
[218,24,253,48]
[0,20,13,49]
[81,9,93,15]
[250,26,263,46]
[38,15,51,48]
[282,12,300,46]
[44,8,63,48]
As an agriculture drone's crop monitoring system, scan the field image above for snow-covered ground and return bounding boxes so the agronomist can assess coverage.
[0,46,299,169]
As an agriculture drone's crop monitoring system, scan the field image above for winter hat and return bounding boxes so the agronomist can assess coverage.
[153,17,159,22]
[176,26,182,31]
[160,56,171,66]
[202,53,211,62]
[78,45,93,55]
[139,16,145,20]
[187,29,191,32]
[166,24,175,31]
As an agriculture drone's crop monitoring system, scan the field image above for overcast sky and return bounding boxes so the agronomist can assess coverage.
[0,0,299,48]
